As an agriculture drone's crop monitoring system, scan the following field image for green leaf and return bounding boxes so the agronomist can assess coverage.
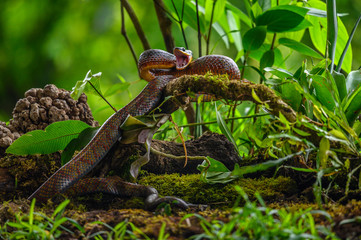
[6,120,91,155]
[278,38,322,58]
[346,70,361,95]
[311,75,336,111]
[243,26,267,51]
[71,70,102,99]
[343,86,361,126]
[280,82,302,111]
[212,22,230,49]
[256,5,311,32]
[205,0,226,24]
[332,72,347,101]
[61,126,99,165]
[215,103,238,153]
[318,137,330,168]
[198,157,235,184]
[226,10,242,51]
[232,151,305,177]
[260,49,274,70]
[225,2,252,28]
[264,67,293,79]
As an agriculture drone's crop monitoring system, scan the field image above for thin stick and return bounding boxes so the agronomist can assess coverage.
[153,0,175,52]
[121,0,150,50]
[206,0,216,55]
[180,0,188,48]
[120,2,138,65]
[195,0,202,57]
[88,81,117,112]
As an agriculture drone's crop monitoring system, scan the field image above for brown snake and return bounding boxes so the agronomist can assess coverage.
[28,48,240,209]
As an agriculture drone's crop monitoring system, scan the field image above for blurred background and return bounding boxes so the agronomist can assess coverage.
[0,0,360,124]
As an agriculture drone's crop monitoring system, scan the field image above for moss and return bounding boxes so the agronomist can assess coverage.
[138,173,297,208]
[0,153,60,201]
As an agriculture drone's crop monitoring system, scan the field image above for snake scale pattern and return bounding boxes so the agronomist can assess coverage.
[29,48,240,207]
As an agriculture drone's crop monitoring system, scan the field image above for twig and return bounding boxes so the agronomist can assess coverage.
[180,0,188,48]
[150,146,210,168]
[206,0,216,55]
[120,2,137,65]
[120,0,150,50]
[157,113,270,131]
[88,81,117,112]
[169,117,188,167]
[153,0,174,52]
[195,0,202,57]
[154,0,188,48]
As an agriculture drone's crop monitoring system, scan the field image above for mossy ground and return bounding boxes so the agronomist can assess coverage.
[1,169,361,239]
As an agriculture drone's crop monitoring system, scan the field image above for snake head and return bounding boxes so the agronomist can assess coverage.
[174,47,193,70]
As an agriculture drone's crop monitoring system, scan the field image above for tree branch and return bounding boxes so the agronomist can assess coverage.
[120,0,151,50]
[153,0,175,52]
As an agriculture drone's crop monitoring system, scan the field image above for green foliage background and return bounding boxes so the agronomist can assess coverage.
[0,0,361,123]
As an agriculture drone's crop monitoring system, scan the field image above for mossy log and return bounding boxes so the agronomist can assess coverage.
[164,75,297,122]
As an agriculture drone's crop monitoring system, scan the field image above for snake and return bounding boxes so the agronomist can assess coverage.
[28,48,240,208]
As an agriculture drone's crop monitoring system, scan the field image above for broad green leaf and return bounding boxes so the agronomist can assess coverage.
[343,86,361,126]
[280,82,302,111]
[6,120,91,155]
[225,2,252,28]
[212,22,230,49]
[226,10,242,51]
[311,75,336,111]
[260,49,274,70]
[249,44,285,68]
[278,38,322,58]
[205,0,226,23]
[198,157,235,184]
[256,5,311,32]
[243,26,267,52]
[346,70,361,95]
[332,72,347,101]
[215,103,238,153]
[264,67,293,79]
[61,126,99,165]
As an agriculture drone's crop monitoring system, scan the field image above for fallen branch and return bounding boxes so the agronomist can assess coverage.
[164,75,297,123]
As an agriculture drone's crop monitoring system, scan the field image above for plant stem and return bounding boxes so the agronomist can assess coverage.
[195,0,202,57]
[121,0,150,50]
[88,81,117,112]
[120,2,137,65]
[206,0,216,55]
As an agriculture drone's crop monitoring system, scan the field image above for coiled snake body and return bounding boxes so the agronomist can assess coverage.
[29,48,240,208]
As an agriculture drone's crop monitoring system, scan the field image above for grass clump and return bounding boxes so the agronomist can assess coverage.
[183,186,339,240]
